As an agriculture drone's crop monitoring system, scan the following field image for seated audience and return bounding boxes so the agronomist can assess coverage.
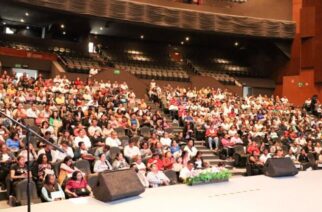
[179,160,196,181]
[112,152,129,170]
[58,156,81,185]
[93,153,113,173]
[41,174,65,202]
[146,164,170,187]
[65,171,92,198]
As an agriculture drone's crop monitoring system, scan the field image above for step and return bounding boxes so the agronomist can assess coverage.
[230,168,246,176]
[197,148,215,156]
[195,146,208,151]
[204,158,233,164]
[194,140,205,145]
[0,190,7,201]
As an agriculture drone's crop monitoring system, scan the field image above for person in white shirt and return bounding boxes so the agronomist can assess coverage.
[26,104,40,119]
[146,164,170,188]
[133,155,147,175]
[38,144,58,163]
[73,129,91,149]
[179,160,197,181]
[87,119,102,137]
[259,149,271,164]
[105,132,121,147]
[124,140,141,161]
[93,153,113,173]
[184,140,198,159]
[56,142,74,161]
[160,132,172,147]
[230,134,243,145]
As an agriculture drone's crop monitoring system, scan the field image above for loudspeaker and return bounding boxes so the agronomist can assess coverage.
[93,169,145,202]
[264,158,298,177]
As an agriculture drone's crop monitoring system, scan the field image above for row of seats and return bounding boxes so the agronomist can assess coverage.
[200,72,238,85]
[58,55,102,74]
[129,69,190,82]
[103,47,189,82]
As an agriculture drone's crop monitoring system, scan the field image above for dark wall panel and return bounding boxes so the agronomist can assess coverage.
[0,55,52,71]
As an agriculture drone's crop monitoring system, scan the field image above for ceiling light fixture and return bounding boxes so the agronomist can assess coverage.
[100,27,103,31]
[20,19,25,23]
[60,24,65,29]
[185,37,190,41]
[62,31,66,35]
[181,41,184,45]
[26,26,30,30]
[140,35,144,39]
[25,12,29,16]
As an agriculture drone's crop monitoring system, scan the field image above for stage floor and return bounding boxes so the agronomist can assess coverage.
[3,171,322,212]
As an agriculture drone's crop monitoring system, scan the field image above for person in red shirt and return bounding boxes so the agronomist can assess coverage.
[205,124,219,151]
[247,141,260,155]
[147,153,164,171]
[163,151,174,170]
[65,171,92,198]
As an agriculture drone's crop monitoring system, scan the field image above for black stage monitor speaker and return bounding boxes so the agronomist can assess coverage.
[93,169,145,202]
[264,158,298,177]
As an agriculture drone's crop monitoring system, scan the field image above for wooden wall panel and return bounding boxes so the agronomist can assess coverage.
[300,6,315,37]
[301,38,314,69]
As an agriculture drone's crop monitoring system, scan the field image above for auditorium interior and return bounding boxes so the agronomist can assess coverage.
[0,0,321,211]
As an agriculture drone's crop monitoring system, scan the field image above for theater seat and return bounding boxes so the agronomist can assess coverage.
[163,170,178,185]
[14,179,40,205]
[75,160,91,176]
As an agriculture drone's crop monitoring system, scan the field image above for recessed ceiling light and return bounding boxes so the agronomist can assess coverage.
[62,31,66,35]
[234,41,239,46]
[140,35,144,39]
[181,41,184,45]
[60,24,65,29]
[2,22,6,25]
[99,27,103,31]
[25,12,29,16]
[20,19,25,23]
[26,26,30,30]
[185,37,190,41]
[93,31,97,35]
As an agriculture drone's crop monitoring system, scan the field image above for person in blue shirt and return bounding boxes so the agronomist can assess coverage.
[170,140,181,158]
[6,132,24,152]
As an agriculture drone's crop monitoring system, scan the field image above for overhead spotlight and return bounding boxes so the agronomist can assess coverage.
[99,27,103,31]
[62,31,66,35]
[140,35,144,39]
[26,26,30,30]
[93,31,98,35]
[20,19,25,23]
[2,22,6,25]
[181,41,184,45]
[234,41,239,46]
[25,12,29,16]
[185,37,190,41]
[60,24,65,29]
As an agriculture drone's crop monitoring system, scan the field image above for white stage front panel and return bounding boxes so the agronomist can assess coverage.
[2,171,321,212]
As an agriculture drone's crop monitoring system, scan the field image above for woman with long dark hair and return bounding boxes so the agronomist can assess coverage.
[65,171,92,198]
[34,154,54,190]
[58,156,81,185]
[41,174,65,202]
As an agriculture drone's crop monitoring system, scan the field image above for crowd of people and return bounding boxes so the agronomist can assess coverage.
[0,70,321,206]
[0,72,208,206]
[149,82,322,174]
